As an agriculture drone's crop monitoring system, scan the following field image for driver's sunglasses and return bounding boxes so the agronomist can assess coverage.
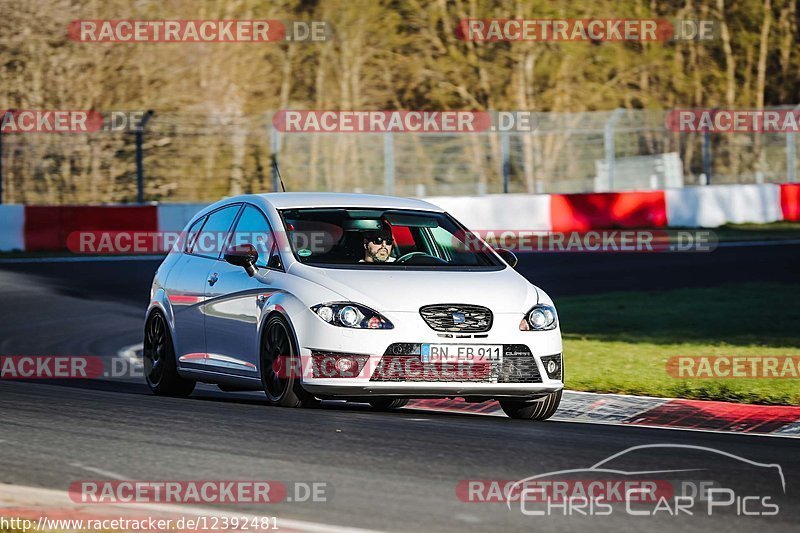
[369,236,394,246]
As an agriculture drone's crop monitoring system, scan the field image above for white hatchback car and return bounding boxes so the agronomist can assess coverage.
[145,193,563,419]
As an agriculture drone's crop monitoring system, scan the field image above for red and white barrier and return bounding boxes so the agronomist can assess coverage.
[782,183,800,221]
[23,205,159,252]
[428,183,797,232]
[665,184,783,227]
[549,190,667,232]
[428,194,552,231]
[1,183,799,252]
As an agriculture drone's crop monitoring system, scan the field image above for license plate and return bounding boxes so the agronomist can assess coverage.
[421,344,503,363]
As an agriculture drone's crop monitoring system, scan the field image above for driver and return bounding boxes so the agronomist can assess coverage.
[361,229,396,263]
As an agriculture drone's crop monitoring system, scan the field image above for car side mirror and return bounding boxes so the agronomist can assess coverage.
[224,244,259,277]
[494,247,518,269]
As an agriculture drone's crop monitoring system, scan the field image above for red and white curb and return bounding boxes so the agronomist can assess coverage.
[408,391,800,438]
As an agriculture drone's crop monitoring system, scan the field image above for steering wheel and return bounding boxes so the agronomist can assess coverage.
[395,251,447,264]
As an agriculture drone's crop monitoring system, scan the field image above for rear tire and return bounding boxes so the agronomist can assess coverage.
[499,390,562,420]
[369,399,409,411]
[143,311,195,397]
[260,315,319,408]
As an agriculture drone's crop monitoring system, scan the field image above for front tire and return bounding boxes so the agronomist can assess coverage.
[260,315,319,408]
[499,390,562,420]
[143,311,195,397]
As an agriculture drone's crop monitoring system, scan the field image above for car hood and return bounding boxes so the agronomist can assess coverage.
[289,264,539,313]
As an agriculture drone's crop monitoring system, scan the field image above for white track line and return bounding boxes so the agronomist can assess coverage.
[69,463,130,480]
[117,343,144,366]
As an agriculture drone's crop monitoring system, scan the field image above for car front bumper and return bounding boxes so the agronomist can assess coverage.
[302,381,563,399]
[294,308,564,399]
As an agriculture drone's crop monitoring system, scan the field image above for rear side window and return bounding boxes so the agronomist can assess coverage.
[191,204,242,259]
[230,205,277,268]
[184,216,206,253]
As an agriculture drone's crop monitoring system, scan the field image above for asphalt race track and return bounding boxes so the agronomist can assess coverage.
[1,244,799,532]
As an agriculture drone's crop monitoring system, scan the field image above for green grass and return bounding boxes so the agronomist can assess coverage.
[561,283,800,405]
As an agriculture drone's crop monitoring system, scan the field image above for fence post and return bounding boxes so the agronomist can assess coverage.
[500,130,510,193]
[271,122,281,192]
[787,104,800,183]
[700,108,718,185]
[135,110,154,204]
[384,132,395,195]
[604,108,624,190]
[702,127,712,185]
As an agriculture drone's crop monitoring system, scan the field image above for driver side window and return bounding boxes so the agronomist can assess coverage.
[230,205,278,269]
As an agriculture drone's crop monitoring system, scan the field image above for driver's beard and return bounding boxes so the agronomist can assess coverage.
[370,248,390,262]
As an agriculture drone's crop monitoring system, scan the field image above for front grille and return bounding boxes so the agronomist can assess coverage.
[371,344,542,383]
[370,355,493,382]
[500,345,542,383]
[419,304,493,333]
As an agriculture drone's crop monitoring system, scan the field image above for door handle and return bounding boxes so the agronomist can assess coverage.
[207,273,219,286]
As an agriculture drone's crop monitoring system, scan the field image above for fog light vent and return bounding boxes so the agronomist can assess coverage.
[540,354,562,381]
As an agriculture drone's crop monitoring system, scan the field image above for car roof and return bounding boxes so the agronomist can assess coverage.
[254,192,444,211]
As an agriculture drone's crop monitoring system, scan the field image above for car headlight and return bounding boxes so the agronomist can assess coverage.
[311,303,394,329]
[520,304,558,331]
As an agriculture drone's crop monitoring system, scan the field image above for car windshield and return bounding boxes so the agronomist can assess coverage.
[279,208,503,269]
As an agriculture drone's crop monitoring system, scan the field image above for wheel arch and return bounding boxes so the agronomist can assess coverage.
[258,307,302,373]
[146,288,177,343]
